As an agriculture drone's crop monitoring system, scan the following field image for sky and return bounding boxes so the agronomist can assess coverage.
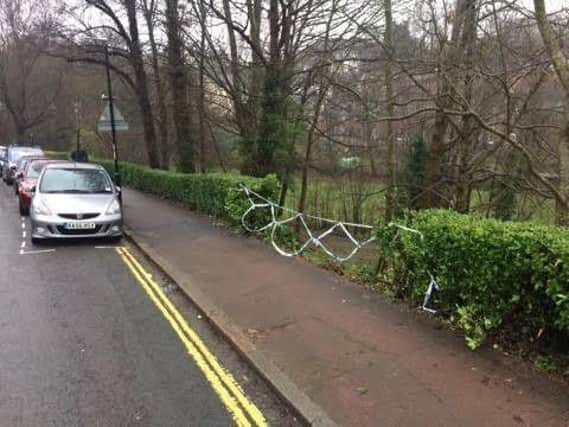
[521,0,566,11]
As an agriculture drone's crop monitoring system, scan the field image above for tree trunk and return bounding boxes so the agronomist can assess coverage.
[166,0,195,173]
[125,0,160,168]
[222,0,262,175]
[454,0,478,213]
[421,0,466,208]
[298,93,325,213]
[143,2,169,169]
[383,0,396,221]
[534,0,569,224]
[556,123,569,225]
[422,109,448,208]
[198,1,207,173]
[253,0,284,177]
[16,124,26,145]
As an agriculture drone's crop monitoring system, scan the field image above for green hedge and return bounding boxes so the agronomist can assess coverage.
[377,210,569,349]
[96,159,279,227]
[44,150,69,160]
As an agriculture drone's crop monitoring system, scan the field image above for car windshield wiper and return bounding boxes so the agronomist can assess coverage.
[46,189,91,194]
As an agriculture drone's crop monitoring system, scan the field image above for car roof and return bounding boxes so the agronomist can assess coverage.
[25,158,64,169]
[9,146,43,151]
[17,155,45,164]
[28,158,63,164]
[43,162,104,171]
[19,155,45,161]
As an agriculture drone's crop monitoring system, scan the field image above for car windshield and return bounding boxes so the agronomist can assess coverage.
[25,161,50,178]
[9,148,43,163]
[39,168,113,194]
[17,157,38,170]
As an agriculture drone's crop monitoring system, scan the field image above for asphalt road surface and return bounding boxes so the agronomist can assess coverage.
[0,183,299,427]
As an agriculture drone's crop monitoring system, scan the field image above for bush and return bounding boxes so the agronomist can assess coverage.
[95,159,279,227]
[377,210,569,349]
[44,151,69,160]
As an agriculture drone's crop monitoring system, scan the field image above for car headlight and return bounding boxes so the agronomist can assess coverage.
[105,198,121,215]
[32,198,52,216]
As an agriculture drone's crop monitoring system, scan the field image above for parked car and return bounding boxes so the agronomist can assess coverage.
[13,155,46,195]
[3,146,44,185]
[0,146,7,176]
[30,163,122,243]
[18,159,63,215]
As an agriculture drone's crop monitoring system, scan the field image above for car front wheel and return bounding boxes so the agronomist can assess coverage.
[19,200,28,216]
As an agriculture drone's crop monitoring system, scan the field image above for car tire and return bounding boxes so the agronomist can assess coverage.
[108,235,122,244]
[19,201,28,216]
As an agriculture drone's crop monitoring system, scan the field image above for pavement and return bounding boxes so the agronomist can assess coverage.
[0,182,296,426]
[122,188,569,427]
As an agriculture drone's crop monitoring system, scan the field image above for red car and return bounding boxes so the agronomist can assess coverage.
[18,159,66,215]
[13,156,45,195]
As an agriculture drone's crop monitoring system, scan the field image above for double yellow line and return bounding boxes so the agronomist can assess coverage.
[116,247,268,427]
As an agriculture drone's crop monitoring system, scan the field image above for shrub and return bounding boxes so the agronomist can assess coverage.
[377,210,569,349]
[44,151,69,160]
[95,159,279,227]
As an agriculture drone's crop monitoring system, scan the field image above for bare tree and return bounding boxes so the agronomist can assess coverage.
[141,0,170,168]
[60,0,161,167]
[533,0,569,224]
[0,0,62,144]
[166,0,194,172]
[383,0,396,220]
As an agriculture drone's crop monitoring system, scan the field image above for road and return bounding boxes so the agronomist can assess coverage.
[0,183,298,426]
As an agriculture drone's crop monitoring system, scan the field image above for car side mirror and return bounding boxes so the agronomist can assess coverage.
[16,172,23,179]
[115,186,121,194]
[29,185,36,193]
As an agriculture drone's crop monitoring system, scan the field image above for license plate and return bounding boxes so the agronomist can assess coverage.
[64,223,96,230]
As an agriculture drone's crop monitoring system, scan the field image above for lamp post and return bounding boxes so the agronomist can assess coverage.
[73,100,81,152]
[103,44,120,189]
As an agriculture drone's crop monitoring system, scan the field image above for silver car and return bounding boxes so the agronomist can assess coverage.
[30,163,122,243]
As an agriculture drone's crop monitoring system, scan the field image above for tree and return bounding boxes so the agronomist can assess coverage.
[165,0,194,172]
[533,0,569,224]
[383,0,396,220]
[141,0,170,168]
[0,0,61,144]
[61,0,161,168]
[404,136,427,210]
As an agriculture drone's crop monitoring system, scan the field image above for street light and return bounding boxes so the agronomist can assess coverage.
[103,44,120,190]
[73,100,81,152]
[91,42,120,189]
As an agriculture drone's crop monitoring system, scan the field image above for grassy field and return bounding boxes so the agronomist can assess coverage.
[284,174,557,226]
[469,190,556,225]
[284,175,386,226]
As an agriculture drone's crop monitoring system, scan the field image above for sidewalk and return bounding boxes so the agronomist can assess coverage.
[122,188,569,427]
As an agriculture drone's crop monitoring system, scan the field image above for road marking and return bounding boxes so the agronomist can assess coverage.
[116,247,267,427]
[22,231,26,238]
[95,245,125,249]
[21,223,25,229]
[20,241,25,248]
[19,249,56,255]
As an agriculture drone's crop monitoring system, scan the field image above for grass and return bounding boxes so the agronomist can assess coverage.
[284,174,557,226]
[469,190,556,224]
[284,174,386,226]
